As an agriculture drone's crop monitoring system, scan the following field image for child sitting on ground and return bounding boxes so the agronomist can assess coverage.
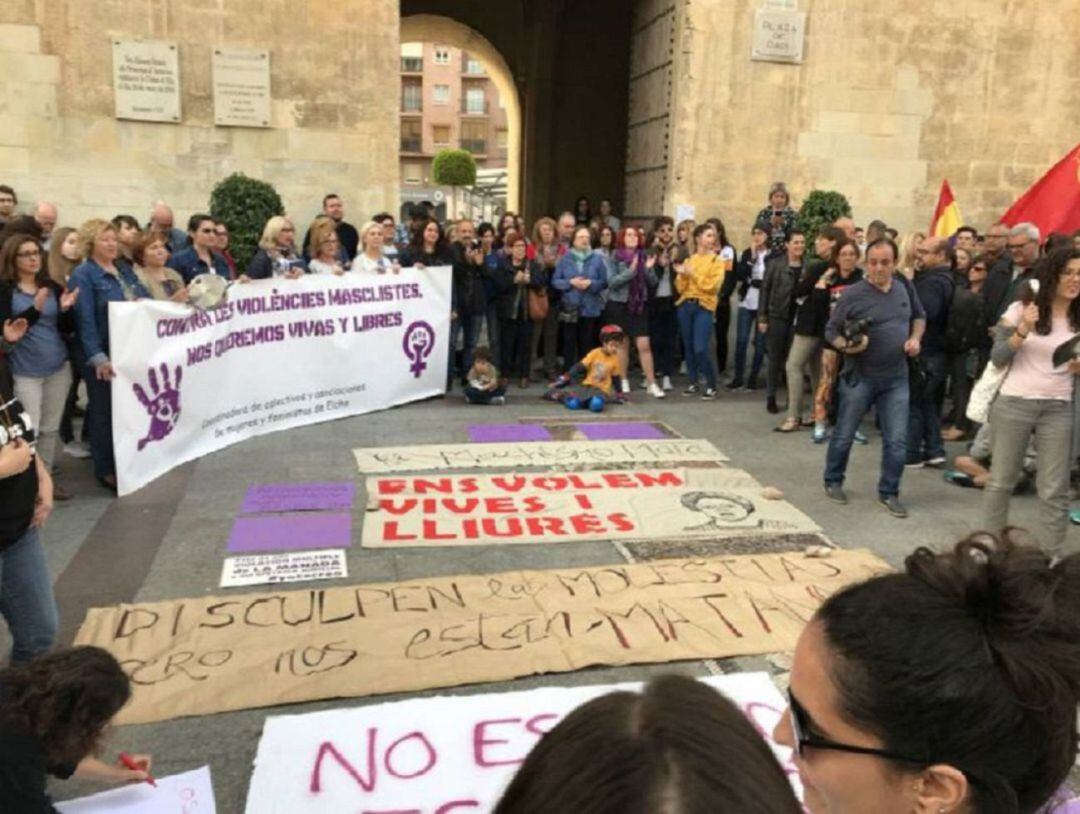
[543,324,628,410]
[464,346,507,405]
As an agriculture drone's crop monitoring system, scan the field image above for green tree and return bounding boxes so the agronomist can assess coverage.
[432,149,477,218]
[795,190,852,243]
[209,173,284,270]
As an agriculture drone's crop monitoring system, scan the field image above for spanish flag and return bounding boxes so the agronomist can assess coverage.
[1001,143,1080,237]
[929,180,963,238]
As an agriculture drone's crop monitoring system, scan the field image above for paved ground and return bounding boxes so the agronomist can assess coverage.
[21,380,1077,811]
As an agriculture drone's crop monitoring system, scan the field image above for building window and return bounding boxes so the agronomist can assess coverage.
[463,54,484,74]
[433,84,450,106]
[401,120,422,153]
[401,82,422,112]
[495,129,508,156]
[432,125,451,145]
[460,120,486,154]
[434,47,450,65]
[403,162,423,184]
[400,42,423,72]
[464,88,487,114]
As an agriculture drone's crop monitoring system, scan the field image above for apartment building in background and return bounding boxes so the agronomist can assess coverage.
[399,42,509,220]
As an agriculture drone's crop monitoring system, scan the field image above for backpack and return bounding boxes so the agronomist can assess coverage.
[943,285,985,354]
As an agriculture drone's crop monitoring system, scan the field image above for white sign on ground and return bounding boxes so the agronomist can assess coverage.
[58,766,215,814]
[361,468,817,547]
[245,672,801,813]
[220,550,347,588]
[353,438,728,474]
[109,271,451,495]
[112,40,181,122]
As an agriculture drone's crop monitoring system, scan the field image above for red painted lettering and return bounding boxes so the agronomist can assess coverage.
[635,471,683,487]
[310,732,377,792]
[422,519,458,540]
[380,499,418,516]
[377,479,407,495]
[525,516,567,535]
[522,496,547,513]
[473,718,526,767]
[603,473,637,488]
[569,513,605,534]
[384,731,438,779]
[383,522,417,542]
[533,476,567,490]
[491,476,526,492]
[574,494,594,510]
[412,478,456,494]
[607,513,635,531]
[485,497,516,513]
[480,517,524,537]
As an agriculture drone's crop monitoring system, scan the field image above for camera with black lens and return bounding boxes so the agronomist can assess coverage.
[840,317,871,343]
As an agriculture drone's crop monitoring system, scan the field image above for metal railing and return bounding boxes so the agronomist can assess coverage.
[461,138,487,154]
[460,98,490,115]
[401,57,423,72]
[400,137,422,152]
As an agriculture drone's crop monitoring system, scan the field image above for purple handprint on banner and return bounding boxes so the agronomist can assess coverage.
[402,320,436,378]
[132,363,183,451]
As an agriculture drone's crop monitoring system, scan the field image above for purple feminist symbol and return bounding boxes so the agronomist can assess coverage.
[132,363,182,451]
[403,320,436,377]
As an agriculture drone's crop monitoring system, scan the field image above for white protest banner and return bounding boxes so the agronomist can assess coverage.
[353,438,728,474]
[220,550,348,588]
[361,467,817,547]
[245,672,801,813]
[58,766,215,814]
[109,271,451,495]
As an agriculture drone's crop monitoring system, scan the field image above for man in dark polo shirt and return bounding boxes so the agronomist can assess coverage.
[823,238,926,518]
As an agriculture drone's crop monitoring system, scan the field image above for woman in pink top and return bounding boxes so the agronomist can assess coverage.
[983,248,1080,551]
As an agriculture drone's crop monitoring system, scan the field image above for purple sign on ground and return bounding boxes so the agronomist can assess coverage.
[226,513,352,553]
[576,422,667,441]
[468,424,553,443]
[241,481,355,514]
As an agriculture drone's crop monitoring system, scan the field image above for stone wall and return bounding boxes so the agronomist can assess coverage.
[661,0,1080,238]
[0,1,399,230]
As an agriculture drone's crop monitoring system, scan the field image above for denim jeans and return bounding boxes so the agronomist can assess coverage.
[983,395,1073,552]
[733,306,766,384]
[1,526,59,664]
[449,313,481,383]
[824,370,910,497]
[649,298,677,377]
[906,352,948,463]
[84,364,115,480]
[677,300,716,389]
[764,318,793,399]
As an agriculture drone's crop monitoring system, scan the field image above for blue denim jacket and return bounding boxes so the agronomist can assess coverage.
[167,247,232,284]
[552,252,608,318]
[68,259,149,368]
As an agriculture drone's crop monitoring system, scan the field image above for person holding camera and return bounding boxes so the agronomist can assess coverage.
[823,238,925,518]
[449,219,488,389]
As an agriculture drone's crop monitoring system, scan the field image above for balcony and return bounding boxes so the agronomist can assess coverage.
[461,138,487,155]
[401,57,423,73]
[460,98,490,115]
[400,99,423,115]
[462,59,485,75]
[400,137,423,153]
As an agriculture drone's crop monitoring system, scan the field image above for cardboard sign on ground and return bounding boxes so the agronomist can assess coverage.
[353,438,728,473]
[74,549,887,724]
[244,672,800,813]
[361,468,814,547]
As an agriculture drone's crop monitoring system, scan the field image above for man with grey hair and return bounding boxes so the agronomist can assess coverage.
[983,222,1040,324]
[556,211,576,246]
[32,202,58,250]
[147,201,188,254]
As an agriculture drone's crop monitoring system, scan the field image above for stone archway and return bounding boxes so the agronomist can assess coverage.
[400,14,522,214]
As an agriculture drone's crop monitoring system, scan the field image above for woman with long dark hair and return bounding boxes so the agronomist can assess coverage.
[0,647,153,809]
[573,195,592,226]
[401,218,452,268]
[605,226,664,398]
[983,248,1080,551]
[707,218,737,378]
[776,534,1080,813]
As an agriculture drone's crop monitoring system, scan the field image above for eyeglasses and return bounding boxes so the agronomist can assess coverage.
[16,250,42,259]
[971,265,987,272]
[787,690,925,764]
[1006,242,1029,251]
[1062,270,1080,280]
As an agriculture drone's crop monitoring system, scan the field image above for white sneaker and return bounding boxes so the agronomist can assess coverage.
[621,379,631,395]
[647,381,665,399]
[661,375,673,391]
[64,441,91,459]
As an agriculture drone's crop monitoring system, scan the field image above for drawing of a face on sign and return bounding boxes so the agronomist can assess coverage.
[681,490,757,531]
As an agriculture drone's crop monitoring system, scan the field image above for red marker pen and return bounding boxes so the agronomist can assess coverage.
[118,752,157,787]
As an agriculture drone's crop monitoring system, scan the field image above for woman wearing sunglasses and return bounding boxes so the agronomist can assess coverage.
[775,533,1080,813]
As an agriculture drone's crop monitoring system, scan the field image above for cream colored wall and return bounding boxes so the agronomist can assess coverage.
[663,0,1080,239]
[0,1,398,230]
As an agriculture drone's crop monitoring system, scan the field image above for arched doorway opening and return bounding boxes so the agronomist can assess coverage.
[399,14,522,218]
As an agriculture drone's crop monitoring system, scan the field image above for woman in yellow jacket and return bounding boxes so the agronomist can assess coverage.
[674,223,728,399]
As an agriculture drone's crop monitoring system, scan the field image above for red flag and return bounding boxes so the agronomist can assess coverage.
[1000,143,1080,236]
[929,180,963,237]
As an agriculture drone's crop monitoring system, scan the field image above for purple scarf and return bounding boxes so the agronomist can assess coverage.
[615,247,648,316]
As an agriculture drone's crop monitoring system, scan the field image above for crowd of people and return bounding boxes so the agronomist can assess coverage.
[1,534,1078,813]
[3,181,1080,809]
